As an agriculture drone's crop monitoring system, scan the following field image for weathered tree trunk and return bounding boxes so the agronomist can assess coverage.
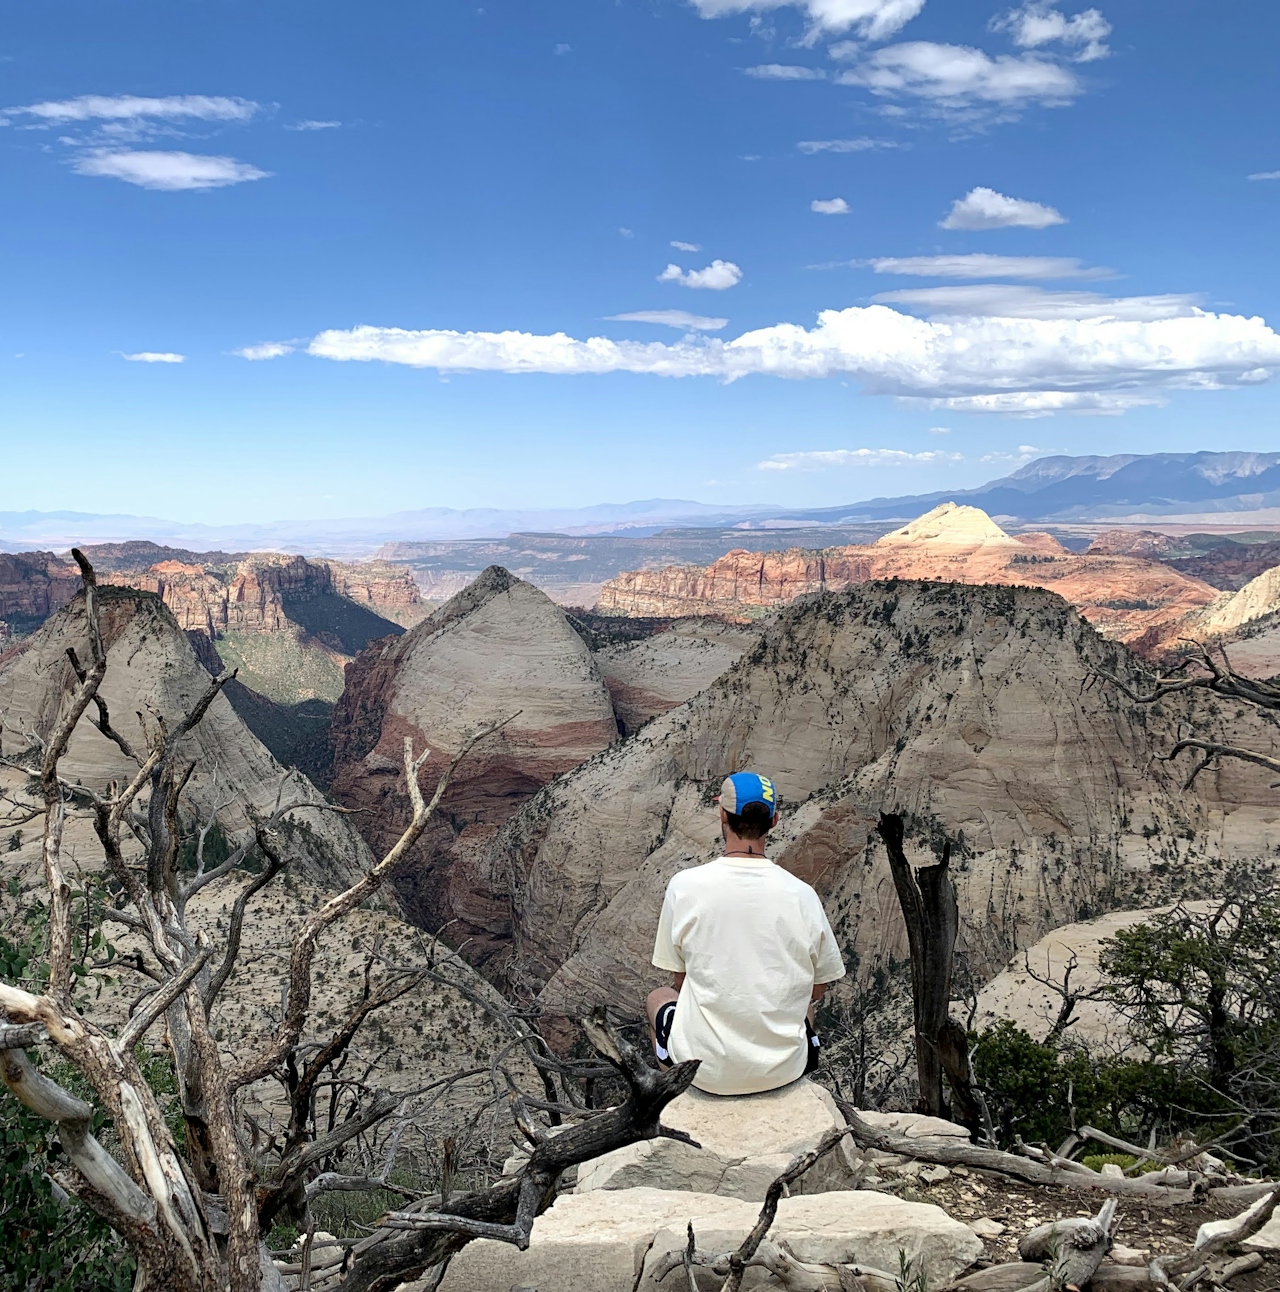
[877,813,959,1120]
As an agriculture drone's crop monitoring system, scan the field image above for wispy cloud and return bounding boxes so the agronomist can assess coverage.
[872,284,1201,321]
[7,93,258,124]
[744,64,826,79]
[607,310,728,331]
[836,42,1080,112]
[866,254,1105,278]
[811,197,850,214]
[671,240,702,251]
[658,260,743,290]
[306,300,1280,416]
[121,351,185,363]
[285,119,340,131]
[797,136,897,152]
[233,342,295,360]
[1248,170,1280,181]
[74,150,270,190]
[554,42,573,54]
[757,447,963,470]
[940,186,1065,229]
[991,2,1111,62]
[692,0,925,40]
[928,426,951,434]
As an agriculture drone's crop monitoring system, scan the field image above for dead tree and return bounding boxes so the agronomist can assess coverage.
[875,813,989,1135]
[0,552,700,1292]
[1096,643,1280,788]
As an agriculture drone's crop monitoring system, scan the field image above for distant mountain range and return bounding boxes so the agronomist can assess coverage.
[784,451,1280,527]
[3,452,1279,555]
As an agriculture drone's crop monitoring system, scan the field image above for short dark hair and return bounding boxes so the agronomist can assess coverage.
[724,801,774,841]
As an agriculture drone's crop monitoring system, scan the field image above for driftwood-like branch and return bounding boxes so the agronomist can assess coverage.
[834,1103,1198,1204]
[1156,1182,1280,1282]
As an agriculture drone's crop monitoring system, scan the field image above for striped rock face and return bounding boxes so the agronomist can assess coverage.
[478,579,1280,1025]
[329,565,620,965]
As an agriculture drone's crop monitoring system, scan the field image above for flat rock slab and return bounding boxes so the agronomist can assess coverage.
[422,1185,982,1292]
[576,1077,860,1200]
[856,1110,971,1139]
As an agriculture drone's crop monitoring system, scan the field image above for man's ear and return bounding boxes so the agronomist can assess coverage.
[719,807,728,825]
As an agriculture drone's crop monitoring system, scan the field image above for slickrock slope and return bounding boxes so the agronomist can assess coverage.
[597,503,1220,650]
[1198,564,1280,636]
[329,566,619,958]
[593,619,761,735]
[482,580,1280,1020]
[0,587,375,893]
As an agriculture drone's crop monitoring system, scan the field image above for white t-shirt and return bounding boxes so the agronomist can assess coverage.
[651,856,846,1096]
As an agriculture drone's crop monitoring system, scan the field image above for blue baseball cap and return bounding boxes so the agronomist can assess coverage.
[717,772,778,816]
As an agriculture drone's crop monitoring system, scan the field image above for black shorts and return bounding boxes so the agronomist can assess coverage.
[652,1001,822,1074]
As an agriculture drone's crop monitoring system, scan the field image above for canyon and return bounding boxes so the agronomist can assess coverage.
[597,502,1280,659]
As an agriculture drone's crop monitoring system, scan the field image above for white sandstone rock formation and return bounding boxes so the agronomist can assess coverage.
[330,565,620,957]
[0,587,372,891]
[575,1078,859,1200]
[972,904,1217,1047]
[479,581,1280,1020]
[874,502,1024,551]
[428,1186,982,1292]
[594,618,760,734]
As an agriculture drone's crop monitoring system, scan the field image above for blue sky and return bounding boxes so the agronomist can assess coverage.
[1,0,1278,524]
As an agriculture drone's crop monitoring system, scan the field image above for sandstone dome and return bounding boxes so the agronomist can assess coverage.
[874,502,1021,549]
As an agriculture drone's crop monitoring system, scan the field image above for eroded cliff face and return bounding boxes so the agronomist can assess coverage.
[0,588,376,894]
[479,580,1280,1021]
[329,566,620,959]
[98,553,422,636]
[597,503,1221,651]
[0,551,81,631]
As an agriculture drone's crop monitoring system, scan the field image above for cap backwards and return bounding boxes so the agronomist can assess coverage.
[718,772,777,817]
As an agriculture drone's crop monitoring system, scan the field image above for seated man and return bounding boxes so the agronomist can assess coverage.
[647,771,845,1096]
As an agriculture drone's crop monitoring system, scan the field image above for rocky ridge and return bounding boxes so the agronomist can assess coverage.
[596,503,1224,650]
[0,586,374,893]
[329,566,621,957]
[475,579,1280,1020]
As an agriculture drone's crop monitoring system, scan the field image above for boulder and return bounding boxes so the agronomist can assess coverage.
[429,1185,982,1292]
[575,1078,860,1201]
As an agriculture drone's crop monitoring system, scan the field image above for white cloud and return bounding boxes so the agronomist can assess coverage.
[930,391,1164,415]
[286,119,340,131]
[10,94,258,124]
[811,197,850,214]
[692,0,925,40]
[928,425,951,434]
[798,136,897,152]
[121,351,185,363]
[658,260,743,290]
[940,186,1065,229]
[233,342,294,360]
[758,447,963,470]
[606,310,728,331]
[745,64,827,79]
[1248,170,1280,181]
[992,2,1111,62]
[872,285,1200,321]
[619,227,635,238]
[867,254,1105,279]
[671,240,702,251]
[554,42,572,54]
[73,150,270,190]
[837,42,1079,109]
[306,303,1280,415]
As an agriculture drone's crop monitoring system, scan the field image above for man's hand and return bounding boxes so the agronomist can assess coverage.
[811,981,828,1002]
